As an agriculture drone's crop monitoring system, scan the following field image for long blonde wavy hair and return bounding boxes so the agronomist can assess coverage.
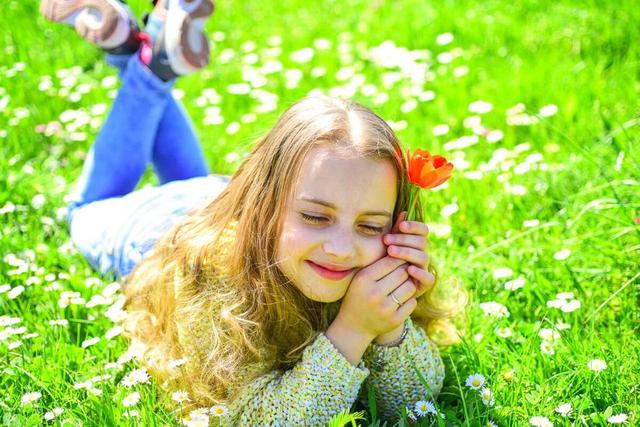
[122,96,467,411]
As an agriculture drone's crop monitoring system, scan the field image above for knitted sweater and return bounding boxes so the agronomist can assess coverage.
[225,316,445,425]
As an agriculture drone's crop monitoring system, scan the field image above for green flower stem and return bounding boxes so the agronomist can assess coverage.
[406,185,420,221]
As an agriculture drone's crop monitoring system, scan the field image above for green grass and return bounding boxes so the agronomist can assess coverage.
[1,0,638,425]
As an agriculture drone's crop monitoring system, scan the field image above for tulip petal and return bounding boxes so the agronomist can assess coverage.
[419,170,441,188]
[432,156,448,168]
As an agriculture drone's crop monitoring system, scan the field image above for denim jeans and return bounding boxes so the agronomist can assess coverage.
[67,54,229,279]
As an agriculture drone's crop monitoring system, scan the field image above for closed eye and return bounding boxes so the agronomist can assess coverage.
[300,213,384,234]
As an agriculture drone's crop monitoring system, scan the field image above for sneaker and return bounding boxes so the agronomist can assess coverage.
[141,0,214,80]
[40,0,140,54]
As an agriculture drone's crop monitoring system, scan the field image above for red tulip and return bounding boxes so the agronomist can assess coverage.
[405,148,453,221]
[407,148,453,189]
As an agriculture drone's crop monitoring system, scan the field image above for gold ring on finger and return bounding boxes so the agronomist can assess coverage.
[391,293,402,307]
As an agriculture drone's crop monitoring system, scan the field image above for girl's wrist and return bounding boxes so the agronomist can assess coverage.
[373,320,408,347]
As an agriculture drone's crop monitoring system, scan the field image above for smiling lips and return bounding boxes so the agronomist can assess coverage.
[306,260,355,280]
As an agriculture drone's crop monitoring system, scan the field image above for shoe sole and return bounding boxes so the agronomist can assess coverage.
[40,0,136,49]
[165,0,214,75]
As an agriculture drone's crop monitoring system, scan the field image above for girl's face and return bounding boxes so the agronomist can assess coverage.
[276,145,398,303]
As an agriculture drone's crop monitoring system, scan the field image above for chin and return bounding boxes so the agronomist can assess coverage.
[300,285,347,303]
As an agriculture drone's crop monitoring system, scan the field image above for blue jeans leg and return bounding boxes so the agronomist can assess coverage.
[107,54,210,185]
[151,100,210,184]
[68,54,174,213]
[67,54,214,279]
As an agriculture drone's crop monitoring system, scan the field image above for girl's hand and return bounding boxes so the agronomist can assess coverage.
[383,211,435,299]
[337,256,417,340]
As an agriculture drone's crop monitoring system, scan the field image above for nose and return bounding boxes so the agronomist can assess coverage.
[322,229,356,260]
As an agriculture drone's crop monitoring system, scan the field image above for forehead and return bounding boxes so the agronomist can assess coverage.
[291,145,397,211]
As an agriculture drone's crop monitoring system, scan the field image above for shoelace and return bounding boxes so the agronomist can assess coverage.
[135,32,153,66]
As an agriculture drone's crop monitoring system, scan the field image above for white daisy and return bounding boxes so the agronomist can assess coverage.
[530,416,553,427]
[492,267,513,280]
[130,368,151,385]
[502,369,516,382]
[540,340,555,356]
[557,292,574,300]
[81,337,100,348]
[555,321,571,330]
[465,373,486,390]
[189,408,210,418]
[469,100,493,114]
[480,387,495,407]
[8,285,25,299]
[172,390,190,404]
[88,387,103,396]
[495,326,512,338]
[553,249,571,260]
[436,32,454,46]
[587,359,607,372]
[414,400,436,416]
[9,340,23,349]
[122,392,140,407]
[21,391,42,406]
[289,48,315,63]
[555,403,572,416]
[209,404,229,417]
[487,421,498,427]
[539,328,560,342]
[432,124,450,136]
[560,299,581,313]
[73,380,92,390]
[440,202,459,217]
[607,413,628,424]
[504,277,525,291]
[539,104,558,117]
[121,374,137,388]
[44,407,64,420]
[105,326,123,340]
[313,38,331,50]
[183,414,210,427]
[169,357,190,369]
[479,302,510,318]
[486,129,504,143]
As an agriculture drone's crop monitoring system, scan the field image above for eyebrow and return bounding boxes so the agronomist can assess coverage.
[299,197,392,217]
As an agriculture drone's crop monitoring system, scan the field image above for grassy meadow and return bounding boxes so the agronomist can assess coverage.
[1,0,639,425]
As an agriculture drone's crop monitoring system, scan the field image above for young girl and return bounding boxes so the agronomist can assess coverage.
[43,0,467,424]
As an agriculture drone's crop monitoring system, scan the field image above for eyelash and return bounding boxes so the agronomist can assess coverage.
[301,213,384,234]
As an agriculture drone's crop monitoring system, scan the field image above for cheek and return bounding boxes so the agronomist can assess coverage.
[363,237,388,263]
[277,221,313,257]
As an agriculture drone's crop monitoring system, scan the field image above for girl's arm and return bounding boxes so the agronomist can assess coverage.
[226,329,370,426]
[359,316,445,421]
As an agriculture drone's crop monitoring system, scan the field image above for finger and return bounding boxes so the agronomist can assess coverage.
[391,279,418,303]
[393,297,417,323]
[383,233,426,250]
[399,220,429,236]
[407,266,436,297]
[376,263,410,295]
[364,256,408,282]
[390,211,407,234]
[386,245,429,267]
